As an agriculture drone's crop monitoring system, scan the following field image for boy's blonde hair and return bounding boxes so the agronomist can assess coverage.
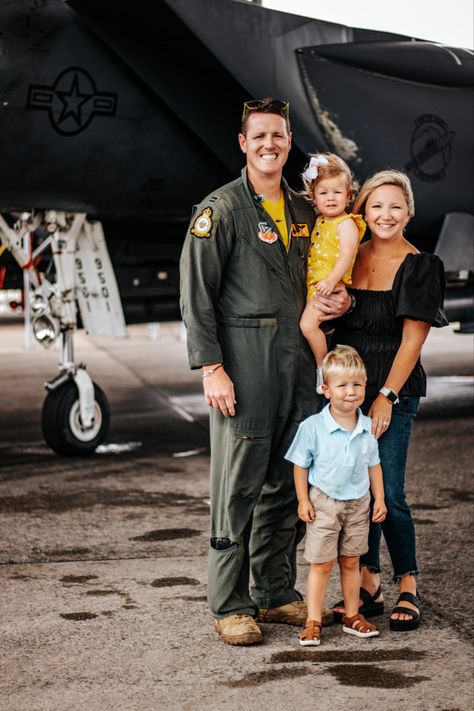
[353,169,415,218]
[301,152,358,207]
[321,345,367,382]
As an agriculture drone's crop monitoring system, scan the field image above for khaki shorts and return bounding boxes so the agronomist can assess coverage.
[304,487,371,564]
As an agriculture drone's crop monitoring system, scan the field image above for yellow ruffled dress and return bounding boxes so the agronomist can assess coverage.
[306,213,366,299]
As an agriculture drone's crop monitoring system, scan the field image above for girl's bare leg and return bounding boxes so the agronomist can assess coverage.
[299,302,328,368]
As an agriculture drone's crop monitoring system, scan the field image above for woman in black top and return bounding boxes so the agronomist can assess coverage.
[330,170,447,631]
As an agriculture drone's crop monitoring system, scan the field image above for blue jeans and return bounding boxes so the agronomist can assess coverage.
[360,396,420,581]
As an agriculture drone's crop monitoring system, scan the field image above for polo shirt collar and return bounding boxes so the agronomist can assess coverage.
[321,403,369,434]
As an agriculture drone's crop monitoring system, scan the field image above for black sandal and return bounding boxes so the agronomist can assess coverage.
[390,591,421,632]
[332,585,384,623]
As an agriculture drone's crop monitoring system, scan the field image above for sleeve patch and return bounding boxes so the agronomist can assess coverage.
[191,207,214,239]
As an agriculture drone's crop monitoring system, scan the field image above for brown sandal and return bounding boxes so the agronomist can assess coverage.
[343,613,380,638]
[299,619,321,646]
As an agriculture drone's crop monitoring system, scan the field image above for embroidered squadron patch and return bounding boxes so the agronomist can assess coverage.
[291,223,310,237]
[191,207,213,238]
[257,222,278,244]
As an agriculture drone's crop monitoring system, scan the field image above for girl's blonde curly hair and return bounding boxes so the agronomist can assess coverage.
[301,152,359,210]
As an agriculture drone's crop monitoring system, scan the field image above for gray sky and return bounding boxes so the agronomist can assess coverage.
[263,0,474,49]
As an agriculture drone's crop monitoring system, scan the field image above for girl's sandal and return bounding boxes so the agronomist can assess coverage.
[299,620,322,646]
[343,613,380,638]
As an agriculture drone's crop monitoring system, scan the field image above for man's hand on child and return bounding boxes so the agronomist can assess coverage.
[298,499,315,523]
[372,499,387,523]
[312,285,351,320]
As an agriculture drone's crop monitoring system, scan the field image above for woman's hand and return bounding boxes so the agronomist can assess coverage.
[312,285,352,321]
[368,394,392,439]
[297,498,315,523]
[203,367,236,417]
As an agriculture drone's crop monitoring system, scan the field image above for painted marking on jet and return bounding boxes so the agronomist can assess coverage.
[27,67,117,136]
[405,114,455,182]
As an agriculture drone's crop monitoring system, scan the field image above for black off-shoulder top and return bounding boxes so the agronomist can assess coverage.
[332,253,449,399]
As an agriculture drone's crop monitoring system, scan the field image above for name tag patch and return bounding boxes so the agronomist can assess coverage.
[257,222,278,244]
[291,223,310,237]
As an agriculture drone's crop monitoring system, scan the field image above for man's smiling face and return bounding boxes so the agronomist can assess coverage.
[238,113,292,181]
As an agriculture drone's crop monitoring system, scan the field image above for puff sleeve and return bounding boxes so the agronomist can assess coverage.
[392,253,449,327]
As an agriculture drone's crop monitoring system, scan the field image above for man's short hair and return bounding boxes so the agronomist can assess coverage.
[322,345,367,382]
[240,97,290,135]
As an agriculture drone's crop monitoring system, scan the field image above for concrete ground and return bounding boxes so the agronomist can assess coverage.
[0,321,473,711]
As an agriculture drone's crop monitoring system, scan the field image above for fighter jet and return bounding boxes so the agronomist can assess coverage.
[1,0,472,454]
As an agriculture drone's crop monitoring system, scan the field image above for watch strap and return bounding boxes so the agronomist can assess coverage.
[379,386,399,404]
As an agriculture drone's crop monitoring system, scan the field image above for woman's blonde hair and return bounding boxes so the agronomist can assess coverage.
[322,345,367,382]
[301,152,358,208]
[353,169,415,218]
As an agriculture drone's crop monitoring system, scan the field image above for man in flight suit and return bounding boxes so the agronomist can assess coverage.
[180,98,349,645]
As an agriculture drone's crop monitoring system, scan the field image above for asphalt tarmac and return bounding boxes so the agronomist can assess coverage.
[0,321,473,711]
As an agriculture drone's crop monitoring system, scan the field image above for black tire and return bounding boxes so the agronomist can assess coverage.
[41,380,110,456]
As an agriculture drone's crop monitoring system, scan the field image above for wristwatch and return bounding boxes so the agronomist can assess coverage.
[346,294,357,314]
[379,387,399,405]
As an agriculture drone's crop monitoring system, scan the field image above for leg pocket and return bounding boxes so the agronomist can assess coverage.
[225,432,272,540]
[210,424,272,541]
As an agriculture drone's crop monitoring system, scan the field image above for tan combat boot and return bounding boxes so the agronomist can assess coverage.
[214,614,263,645]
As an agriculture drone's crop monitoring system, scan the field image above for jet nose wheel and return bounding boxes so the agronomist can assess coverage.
[41,381,110,456]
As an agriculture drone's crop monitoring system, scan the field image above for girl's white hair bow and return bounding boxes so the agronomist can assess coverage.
[302,155,329,181]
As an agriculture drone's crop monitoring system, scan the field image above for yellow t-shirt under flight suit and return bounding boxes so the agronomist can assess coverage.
[262,194,289,251]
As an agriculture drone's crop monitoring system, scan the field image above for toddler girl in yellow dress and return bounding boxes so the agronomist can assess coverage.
[299,153,366,393]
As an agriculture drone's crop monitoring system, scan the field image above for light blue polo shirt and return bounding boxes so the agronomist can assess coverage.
[285,404,380,500]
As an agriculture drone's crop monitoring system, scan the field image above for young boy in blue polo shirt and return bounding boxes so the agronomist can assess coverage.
[285,345,387,646]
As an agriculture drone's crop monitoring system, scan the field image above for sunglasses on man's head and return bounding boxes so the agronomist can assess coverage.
[241,99,289,120]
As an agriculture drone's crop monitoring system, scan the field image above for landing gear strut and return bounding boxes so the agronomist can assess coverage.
[0,211,125,455]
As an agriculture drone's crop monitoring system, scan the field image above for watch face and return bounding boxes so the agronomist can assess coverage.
[381,387,398,404]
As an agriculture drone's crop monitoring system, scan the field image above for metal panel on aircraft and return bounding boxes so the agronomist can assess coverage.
[298,49,474,248]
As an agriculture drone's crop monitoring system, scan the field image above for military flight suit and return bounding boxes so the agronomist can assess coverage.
[180,167,318,619]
